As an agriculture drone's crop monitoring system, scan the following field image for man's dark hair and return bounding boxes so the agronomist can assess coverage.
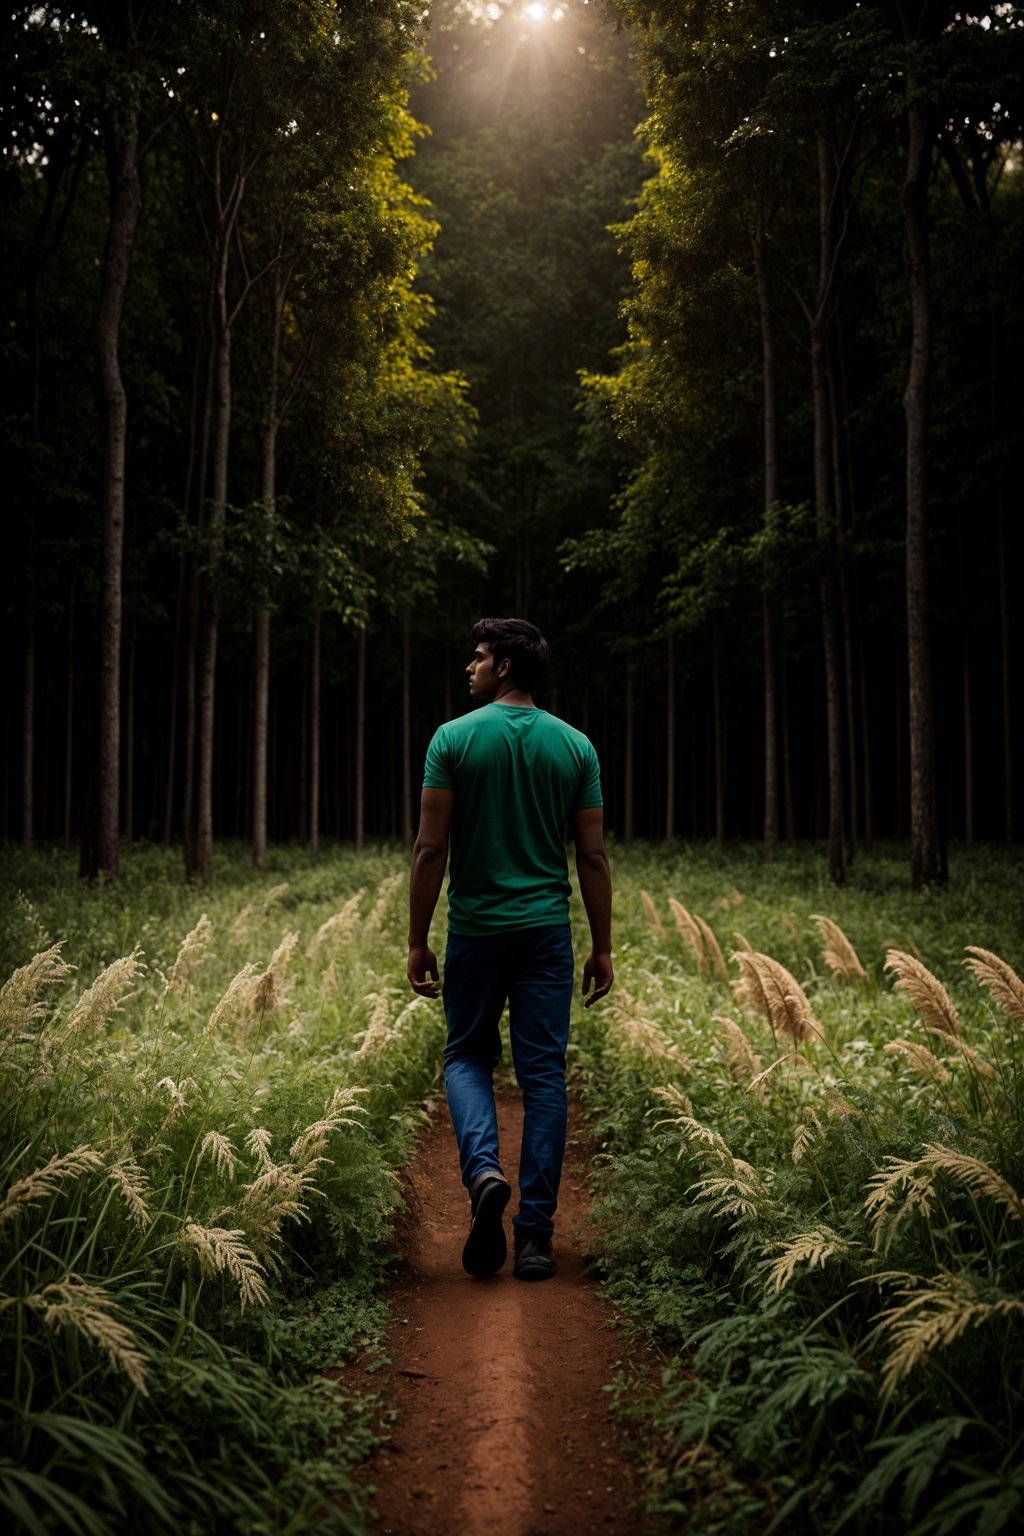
[472,617,549,692]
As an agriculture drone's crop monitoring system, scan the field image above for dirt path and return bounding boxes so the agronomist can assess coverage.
[365,1090,644,1536]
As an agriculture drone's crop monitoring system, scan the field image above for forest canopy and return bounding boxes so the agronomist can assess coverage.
[2,0,1021,886]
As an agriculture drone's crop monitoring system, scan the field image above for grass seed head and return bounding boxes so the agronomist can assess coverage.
[610,1010,692,1073]
[206,964,259,1036]
[307,890,366,962]
[695,915,728,980]
[166,914,213,995]
[963,946,1024,1023]
[883,1038,951,1084]
[24,1276,148,1394]
[811,915,868,982]
[249,931,299,1017]
[715,1014,765,1096]
[354,991,394,1060]
[640,890,665,942]
[668,899,705,973]
[762,1225,859,1292]
[180,1223,269,1309]
[365,872,404,935]
[876,1270,1024,1395]
[884,949,961,1037]
[289,1085,368,1167]
[107,1157,152,1230]
[63,948,144,1045]
[791,1107,824,1164]
[733,951,822,1043]
[1,1143,105,1225]
[0,943,74,1040]
[197,1130,240,1181]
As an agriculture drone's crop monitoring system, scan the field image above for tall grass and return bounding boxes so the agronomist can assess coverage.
[0,843,445,1534]
[573,842,1024,1535]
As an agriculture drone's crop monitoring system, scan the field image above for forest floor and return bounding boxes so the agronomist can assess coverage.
[364,1089,646,1536]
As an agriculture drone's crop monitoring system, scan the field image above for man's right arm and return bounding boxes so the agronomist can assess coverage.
[571,806,613,1008]
[407,787,453,998]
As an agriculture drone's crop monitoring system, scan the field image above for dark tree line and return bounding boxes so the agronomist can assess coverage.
[2,0,1021,885]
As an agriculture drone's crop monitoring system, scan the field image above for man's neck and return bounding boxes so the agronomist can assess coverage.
[492,683,536,708]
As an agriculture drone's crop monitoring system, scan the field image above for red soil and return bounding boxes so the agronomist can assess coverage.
[365,1090,645,1536]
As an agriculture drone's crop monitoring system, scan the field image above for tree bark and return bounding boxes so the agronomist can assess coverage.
[123,628,135,840]
[829,340,859,859]
[858,619,874,851]
[402,604,413,844]
[997,500,1013,842]
[623,656,635,850]
[310,610,321,857]
[355,619,367,850]
[713,635,725,849]
[962,635,974,845]
[812,137,845,884]
[195,132,246,880]
[781,657,796,844]
[64,580,75,846]
[753,205,779,857]
[901,82,942,887]
[665,634,676,840]
[252,271,287,869]
[21,623,34,848]
[91,114,142,879]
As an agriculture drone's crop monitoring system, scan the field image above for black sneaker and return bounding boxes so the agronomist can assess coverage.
[462,1171,511,1276]
[513,1230,556,1281]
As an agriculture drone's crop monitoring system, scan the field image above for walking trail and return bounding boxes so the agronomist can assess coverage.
[364,1089,644,1536]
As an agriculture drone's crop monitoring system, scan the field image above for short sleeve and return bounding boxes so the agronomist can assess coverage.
[572,742,603,811]
[422,726,454,790]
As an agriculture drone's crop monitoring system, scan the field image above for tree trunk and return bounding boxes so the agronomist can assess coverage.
[996,500,1013,842]
[252,272,287,868]
[22,623,34,848]
[623,657,635,850]
[963,635,974,846]
[402,604,413,844]
[355,619,367,850]
[194,132,246,880]
[162,562,183,845]
[665,634,675,840]
[64,580,75,846]
[713,635,725,849]
[753,207,779,857]
[182,561,199,873]
[812,137,845,884]
[782,657,796,844]
[829,342,859,860]
[91,115,142,879]
[252,607,270,870]
[901,84,942,888]
[310,610,321,858]
[858,619,874,851]
[123,628,135,840]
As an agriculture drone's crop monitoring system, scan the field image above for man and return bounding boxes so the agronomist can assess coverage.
[407,617,613,1281]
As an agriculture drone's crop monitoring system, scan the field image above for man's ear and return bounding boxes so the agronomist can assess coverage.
[496,656,510,677]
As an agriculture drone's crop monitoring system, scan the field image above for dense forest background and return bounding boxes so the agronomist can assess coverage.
[3,0,1022,886]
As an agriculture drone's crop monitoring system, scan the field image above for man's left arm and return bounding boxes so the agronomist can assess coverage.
[407,787,453,998]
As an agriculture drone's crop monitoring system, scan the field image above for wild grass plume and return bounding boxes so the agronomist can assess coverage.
[885,948,961,1037]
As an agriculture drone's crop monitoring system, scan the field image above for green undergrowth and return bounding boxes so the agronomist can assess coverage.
[571,842,1024,1536]
[0,842,446,1534]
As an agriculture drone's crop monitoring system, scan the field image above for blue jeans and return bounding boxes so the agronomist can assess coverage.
[442,925,574,1239]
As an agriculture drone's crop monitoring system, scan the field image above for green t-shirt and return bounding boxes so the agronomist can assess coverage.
[422,704,603,935]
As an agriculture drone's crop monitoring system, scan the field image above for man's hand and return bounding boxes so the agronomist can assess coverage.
[581,950,613,1008]
[408,944,440,999]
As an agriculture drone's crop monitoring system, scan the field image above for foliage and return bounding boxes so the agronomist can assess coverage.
[574,842,1024,1534]
[0,843,446,1534]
